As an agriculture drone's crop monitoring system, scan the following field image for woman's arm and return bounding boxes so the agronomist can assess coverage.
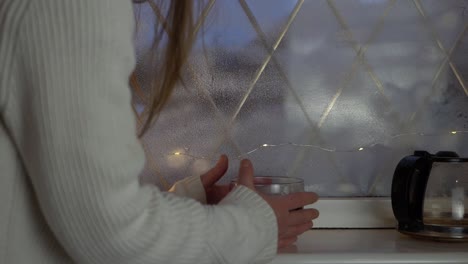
[12,1,277,263]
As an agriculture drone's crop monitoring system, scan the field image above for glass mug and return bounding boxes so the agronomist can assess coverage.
[231,176,305,195]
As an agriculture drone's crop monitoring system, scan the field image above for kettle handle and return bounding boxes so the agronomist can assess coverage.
[391,152,432,232]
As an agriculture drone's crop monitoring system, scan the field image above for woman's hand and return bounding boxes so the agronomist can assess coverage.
[237,159,319,249]
[202,156,320,249]
[200,155,231,204]
[264,192,319,248]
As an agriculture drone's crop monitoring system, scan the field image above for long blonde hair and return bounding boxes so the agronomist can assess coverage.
[131,0,196,136]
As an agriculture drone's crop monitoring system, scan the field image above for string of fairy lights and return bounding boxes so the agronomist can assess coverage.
[168,130,468,161]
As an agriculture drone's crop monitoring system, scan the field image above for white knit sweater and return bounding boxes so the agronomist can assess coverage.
[0,1,277,263]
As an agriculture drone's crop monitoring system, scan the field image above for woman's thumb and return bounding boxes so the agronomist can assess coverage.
[238,159,255,190]
[201,155,229,187]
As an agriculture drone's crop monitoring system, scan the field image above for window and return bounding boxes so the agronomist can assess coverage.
[132,0,468,223]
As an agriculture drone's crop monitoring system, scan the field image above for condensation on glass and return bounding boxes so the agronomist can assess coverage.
[133,0,468,196]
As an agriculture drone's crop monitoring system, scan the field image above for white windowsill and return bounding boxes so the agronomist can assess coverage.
[310,197,395,228]
[273,229,468,264]
[277,198,468,264]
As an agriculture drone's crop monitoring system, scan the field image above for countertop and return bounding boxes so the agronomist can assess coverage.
[273,229,468,264]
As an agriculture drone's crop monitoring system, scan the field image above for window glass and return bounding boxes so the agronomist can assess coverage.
[134,0,468,197]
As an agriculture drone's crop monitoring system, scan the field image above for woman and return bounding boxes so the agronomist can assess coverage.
[0,0,319,263]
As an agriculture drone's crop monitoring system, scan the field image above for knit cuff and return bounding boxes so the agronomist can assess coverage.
[168,175,206,204]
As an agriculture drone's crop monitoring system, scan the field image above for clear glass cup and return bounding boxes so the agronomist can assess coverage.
[232,176,304,196]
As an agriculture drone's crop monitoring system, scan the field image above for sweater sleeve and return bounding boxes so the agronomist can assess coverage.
[169,175,207,204]
[12,1,277,263]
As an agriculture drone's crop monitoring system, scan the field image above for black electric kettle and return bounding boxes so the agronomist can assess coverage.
[391,151,468,241]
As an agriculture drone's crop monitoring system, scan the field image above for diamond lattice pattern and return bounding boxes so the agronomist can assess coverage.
[133,0,468,196]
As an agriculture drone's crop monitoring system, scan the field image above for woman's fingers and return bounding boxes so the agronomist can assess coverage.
[281,221,313,239]
[278,215,316,248]
[284,192,319,210]
[200,155,228,188]
[287,208,319,226]
[237,159,255,190]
